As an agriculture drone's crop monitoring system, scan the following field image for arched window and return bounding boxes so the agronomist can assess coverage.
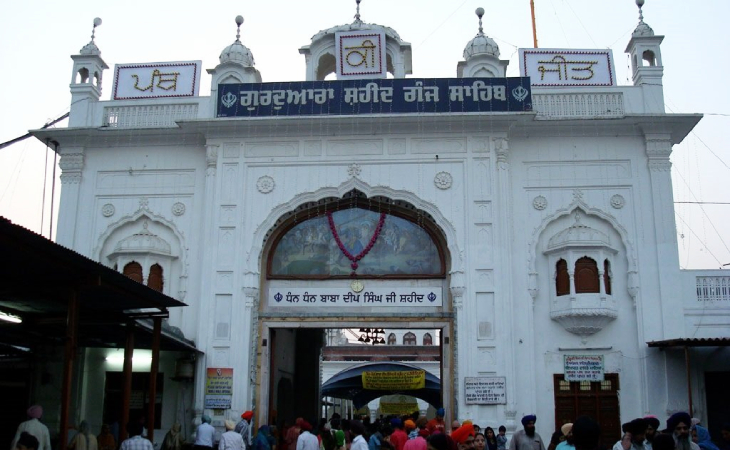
[423,333,433,346]
[556,259,570,296]
[604,259,612,295]
[575,257,599,293]
[268,194,445,279]
[403,332,417,345]
[123,261,143,283]
[148,264,164,292]
[642,50,656,67]
[388,333,396,345]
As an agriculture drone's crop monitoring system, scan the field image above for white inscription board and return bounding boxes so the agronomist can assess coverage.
[112,61,201,100]
[267,287,442,308]
[464,377,507,404]
[519,49,616,87]
[564,355,604,381]
[335,31,387,79]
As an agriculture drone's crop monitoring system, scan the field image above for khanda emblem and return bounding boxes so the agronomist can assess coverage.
[221,92,237,108]
[344,39,377,68]
[512,85,529,102]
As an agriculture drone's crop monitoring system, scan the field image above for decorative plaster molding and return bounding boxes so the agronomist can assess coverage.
[172,202,186,216]
[645,137,672,172]
[610,194,625,209]
[347,163,362,178]
[101,203,116,217]
[532,195,547,210]
[648,160,672,172]
[246,178,464,274]
[528,272,539,300]
[256,176,275,194]
[550,307,618,337]
[206,144,219,177]
[434,171,453,190]
[627,270,639,304]
[139,197,150,211]
[527,196,638,275]
[93,209,190,297]
[450,270,466,309]
[494,137,509,169]
[59,153,84,184]
[572,189,584,202]
[59,153,84,171]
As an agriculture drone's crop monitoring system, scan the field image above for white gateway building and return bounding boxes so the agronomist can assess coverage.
[26,2,730,447]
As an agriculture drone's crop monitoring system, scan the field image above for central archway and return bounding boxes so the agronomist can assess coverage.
[253,187,456,429]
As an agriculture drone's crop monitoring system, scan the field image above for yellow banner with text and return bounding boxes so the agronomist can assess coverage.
[362,370,426,390]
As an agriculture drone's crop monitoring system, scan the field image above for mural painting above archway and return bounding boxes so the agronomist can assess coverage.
[269,207,443,278]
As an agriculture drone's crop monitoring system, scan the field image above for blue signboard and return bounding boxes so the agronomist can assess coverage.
[216,77,531,117]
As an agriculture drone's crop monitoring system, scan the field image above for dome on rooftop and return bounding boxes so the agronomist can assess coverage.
[463,33,500,60]
[310,21,404,45]
[633,21,654,37]
[219,40,255,67]
[79,41,101,56]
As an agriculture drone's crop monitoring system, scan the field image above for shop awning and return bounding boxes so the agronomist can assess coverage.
[0,217,193,447]
[0,217,192,351]
[647,338,730,348]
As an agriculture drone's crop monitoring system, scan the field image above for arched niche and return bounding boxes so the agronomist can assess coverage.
[263,190,448,279]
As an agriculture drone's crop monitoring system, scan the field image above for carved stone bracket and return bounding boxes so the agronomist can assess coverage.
[550,306,618,336]
[206,144,219,177]
[59,152,84,184]
[528,272,539,301]
[242,271,260,308]
[494,138,510,170]
[645,137,672,172]
[450,270,466,309]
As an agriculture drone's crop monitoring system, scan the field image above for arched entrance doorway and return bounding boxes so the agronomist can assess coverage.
[255,190,455,428]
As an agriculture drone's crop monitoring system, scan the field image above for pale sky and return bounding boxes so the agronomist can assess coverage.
[1,0,729,269]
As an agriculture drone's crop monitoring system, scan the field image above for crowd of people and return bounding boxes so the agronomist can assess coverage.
[10,404,730,450]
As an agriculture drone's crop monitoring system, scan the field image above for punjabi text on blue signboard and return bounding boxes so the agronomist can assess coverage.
[217,78,532,117]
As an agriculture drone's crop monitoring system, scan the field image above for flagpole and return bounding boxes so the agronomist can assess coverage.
[530,0,539,48]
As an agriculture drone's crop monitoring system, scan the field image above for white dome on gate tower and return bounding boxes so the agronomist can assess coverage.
[457,7,508,78]
[298,1,413,80]
[219,15,255,67]
[463,8,500,59]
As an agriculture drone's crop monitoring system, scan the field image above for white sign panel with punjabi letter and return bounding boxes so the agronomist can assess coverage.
[464,377,507,405]
[519,49,616,87]
[335,31,387,79]
[112,61,201,100]
[267,287,442,308]
[564,355,604,382]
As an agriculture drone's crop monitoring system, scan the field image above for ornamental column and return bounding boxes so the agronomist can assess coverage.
[494,137,524,422]
[193,144,220,415]
[642,132,682,415]
[449,270,465,423]
[55,148,85,247]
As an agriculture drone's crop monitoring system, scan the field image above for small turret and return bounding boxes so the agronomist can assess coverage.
[208,16,262,85]
[69,18,108,127]
[457,8,509,78]
[298,0,412,80]
[624,0,665,111]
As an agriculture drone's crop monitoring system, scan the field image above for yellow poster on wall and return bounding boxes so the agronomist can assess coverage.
[379,402,420,415]
[362,370,425,390]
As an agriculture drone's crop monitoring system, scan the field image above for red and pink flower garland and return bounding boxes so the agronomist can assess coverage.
[327,211,386,275]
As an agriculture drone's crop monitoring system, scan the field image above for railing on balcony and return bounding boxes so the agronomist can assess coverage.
[532,92,624,119]
[103,103,199,128]
[696,276,730,302]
